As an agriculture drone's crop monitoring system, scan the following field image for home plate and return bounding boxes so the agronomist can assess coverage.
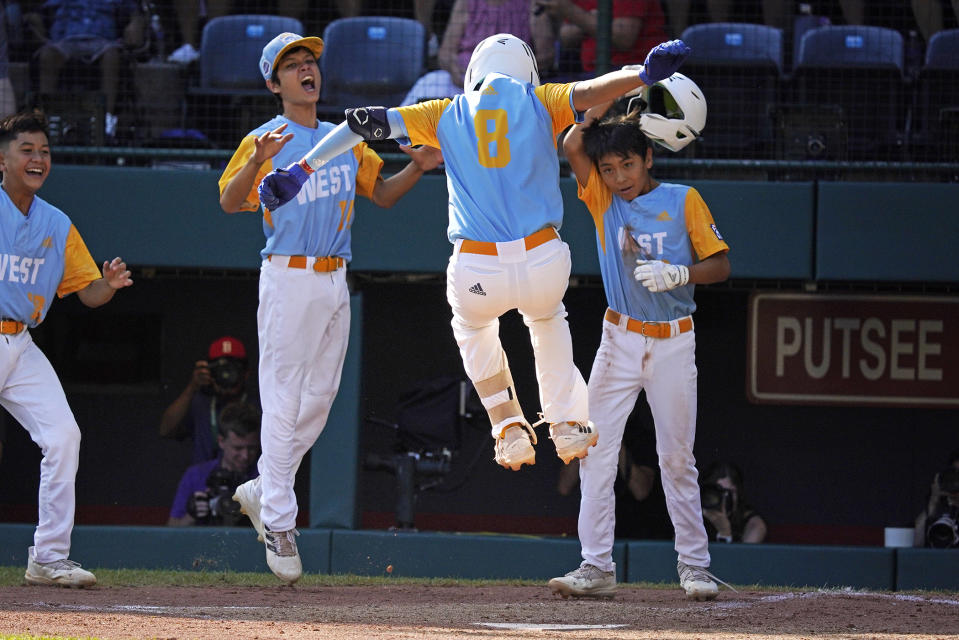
[475,623,628,630]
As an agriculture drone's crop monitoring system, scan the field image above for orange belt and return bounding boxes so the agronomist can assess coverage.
[605,308,693,339]
[460,227,559,256]
[268,255,344,272]
[0,319,26,335]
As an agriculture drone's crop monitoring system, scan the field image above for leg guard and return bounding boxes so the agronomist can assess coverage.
[474,368,525,435]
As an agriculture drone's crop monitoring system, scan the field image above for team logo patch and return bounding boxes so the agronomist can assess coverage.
[261,59,271,77]
[710,223,723,240]
[468,283,486,296]
[656,210,672,221]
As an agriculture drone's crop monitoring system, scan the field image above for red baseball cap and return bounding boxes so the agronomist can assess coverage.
[208,336,247,360]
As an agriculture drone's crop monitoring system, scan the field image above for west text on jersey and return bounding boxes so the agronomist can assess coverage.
[295,164,354,205]
[0,255,45,284]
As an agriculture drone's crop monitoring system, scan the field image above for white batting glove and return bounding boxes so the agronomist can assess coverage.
[622,64,644,97]
[634,259,689,292]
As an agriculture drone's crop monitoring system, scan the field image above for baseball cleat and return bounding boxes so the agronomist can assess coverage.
[549,421,598,464]
[233,477,265,542]
[264,527,302,584]
[25,552,96,588]
[548,563,617,599]
[494,422,536,470]
[677,561,720,601]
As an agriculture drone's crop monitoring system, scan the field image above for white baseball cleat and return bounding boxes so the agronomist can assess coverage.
[25,549,96,588]
[494,422,536,470]
[677,561,720,601]
[264,527,302,584]
[233,477,264,542]
[549,421,598,464]
[548,563,617,599]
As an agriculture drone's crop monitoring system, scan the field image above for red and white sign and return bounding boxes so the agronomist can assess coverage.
[747,293,959,407]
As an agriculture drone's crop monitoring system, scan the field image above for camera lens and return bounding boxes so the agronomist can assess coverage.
[701,485,721,509]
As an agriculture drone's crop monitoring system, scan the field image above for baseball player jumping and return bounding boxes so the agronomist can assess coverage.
[258,34,691,472]
[0,109,133,587]
[218,32,441,584]
[549,77,731,600]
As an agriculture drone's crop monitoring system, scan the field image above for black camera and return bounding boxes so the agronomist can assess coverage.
[926,498,959,549]
[209,358,244,390]
[701,483,733,512]
[187,467,246,525]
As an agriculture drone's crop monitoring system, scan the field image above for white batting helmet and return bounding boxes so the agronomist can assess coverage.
[638,72,706,152]
[464,33,540,93]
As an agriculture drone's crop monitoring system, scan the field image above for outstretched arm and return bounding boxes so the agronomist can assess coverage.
[571,39,690,112]
[258,108,411,210]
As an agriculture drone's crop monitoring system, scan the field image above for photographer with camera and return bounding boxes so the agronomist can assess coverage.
[159,336,254,464]
[167,401,261,527]
[700,461,767,544]
[914,449,959,549]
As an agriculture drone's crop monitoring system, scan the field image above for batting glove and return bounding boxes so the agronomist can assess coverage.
[638,39,691,85]
[258,161,312,210]
[634,259,689,292]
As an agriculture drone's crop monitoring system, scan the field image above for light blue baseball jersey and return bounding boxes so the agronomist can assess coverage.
[578,167,728,322]
[396,75,581,242]
[0,187,101,326]
[219,116,384,262]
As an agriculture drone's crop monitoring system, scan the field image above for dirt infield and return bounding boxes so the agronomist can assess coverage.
[2,582,959,639]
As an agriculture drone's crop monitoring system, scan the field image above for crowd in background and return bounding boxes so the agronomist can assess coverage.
[1,0,956,150]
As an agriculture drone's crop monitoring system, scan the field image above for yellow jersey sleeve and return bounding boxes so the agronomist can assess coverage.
[684,187,730,260]
[218,135,273,213]
[578,165,613,254]
[395,99,449,148]
[534,83,578,141]
[353,143,384,200]
[58,225,102,298]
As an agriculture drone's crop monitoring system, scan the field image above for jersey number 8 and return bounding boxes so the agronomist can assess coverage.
[474,109,511,169]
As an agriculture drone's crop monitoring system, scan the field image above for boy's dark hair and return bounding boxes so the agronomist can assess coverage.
[582,110,650,167]
[0,109,49,147]
[218,401,261,439]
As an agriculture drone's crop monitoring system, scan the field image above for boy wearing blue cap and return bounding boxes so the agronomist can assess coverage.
[219,32,441,584]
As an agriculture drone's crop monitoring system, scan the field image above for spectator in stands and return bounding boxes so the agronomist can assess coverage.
[167,401,261,527]
[538,0,667,76]
[912,0,959,43]
[402,0,555,105]
[662,0,731,40]
[29,0,145,138]
[558,403,673,541]
[700,461,767,543]
[159,336,254,464]
[1,1,17,119]
[336,0,441,58]
[914,448,959,548]
[166,0,229,65]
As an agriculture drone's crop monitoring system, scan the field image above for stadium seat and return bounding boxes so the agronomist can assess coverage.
[320,16,425,119]
[188,15,303,147]
[912,28,959,161]
[680,23,784,158]
[194,14,304,94]
[789,25,905,160]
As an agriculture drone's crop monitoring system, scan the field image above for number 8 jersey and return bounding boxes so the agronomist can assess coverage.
[395,75,581,243]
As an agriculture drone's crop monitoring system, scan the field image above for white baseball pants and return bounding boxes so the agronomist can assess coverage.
[256,259,350,532]
[578,315,710,570]
[446,234,589,437]
[0,331,81,563]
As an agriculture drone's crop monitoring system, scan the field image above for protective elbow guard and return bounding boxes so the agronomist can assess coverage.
[345,106,391,141]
